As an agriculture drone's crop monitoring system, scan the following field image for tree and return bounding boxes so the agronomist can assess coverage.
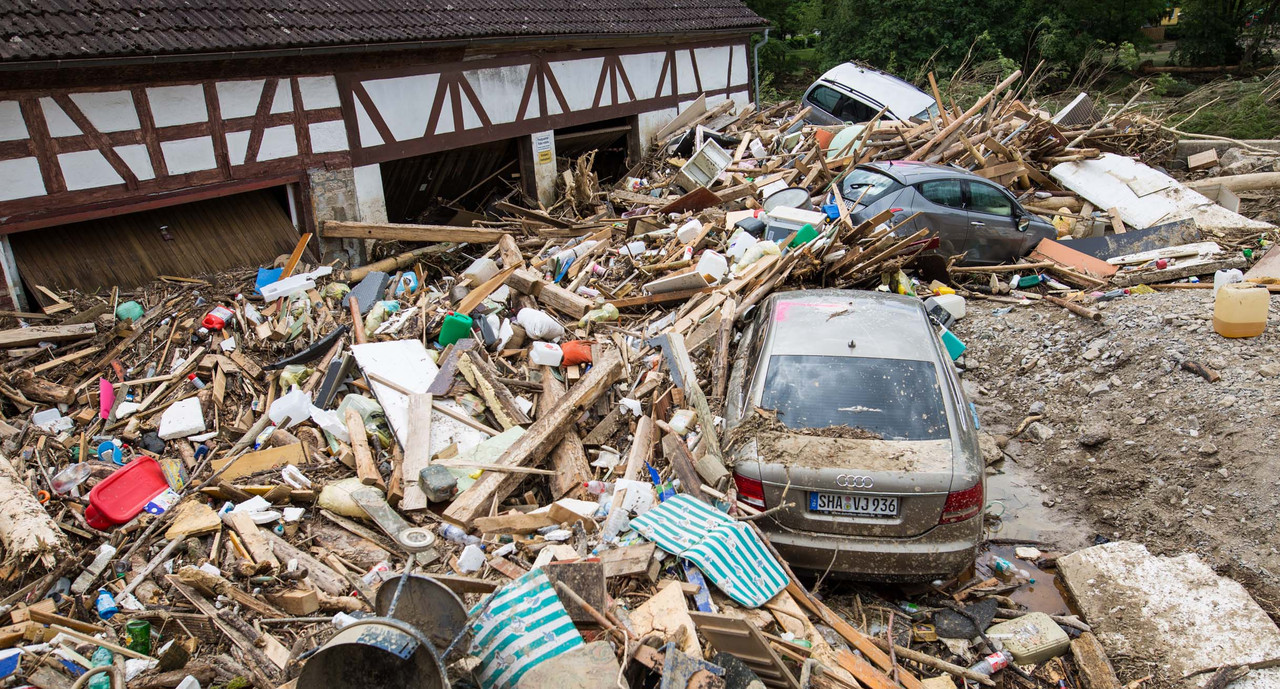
[1174,0,1279,66]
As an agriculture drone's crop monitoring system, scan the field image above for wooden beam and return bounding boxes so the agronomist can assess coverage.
[321,220,507,243]
[609,287,713,310]
[540,371,592,499]
[399,393,433,512]
[0,323,95,349]
[442,350,623,526]
[345,408,385,489]
[658,332,729,489]
[505,267,593,318]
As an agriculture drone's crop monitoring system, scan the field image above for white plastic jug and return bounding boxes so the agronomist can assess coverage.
[529,342,564,367]
[676,218,704,244]
[1213,268,1244,295]
[463,257,499,284]
[696,250,728,283]
[728,231,759,260]
[932,293,967,321]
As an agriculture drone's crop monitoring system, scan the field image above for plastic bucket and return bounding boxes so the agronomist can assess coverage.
[813,127,836,150]
[298,618,448,689]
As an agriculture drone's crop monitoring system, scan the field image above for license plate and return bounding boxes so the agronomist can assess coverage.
[808,492,899,517]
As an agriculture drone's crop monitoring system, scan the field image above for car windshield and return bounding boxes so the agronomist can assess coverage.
[841,168,901,206]
[759,355,949,440]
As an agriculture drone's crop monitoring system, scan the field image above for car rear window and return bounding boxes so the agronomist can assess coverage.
[759,355,949,440]
[841,168,902,206]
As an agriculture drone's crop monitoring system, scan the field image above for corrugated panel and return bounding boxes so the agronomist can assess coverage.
[0,1,766,62]
[11,188,300,291]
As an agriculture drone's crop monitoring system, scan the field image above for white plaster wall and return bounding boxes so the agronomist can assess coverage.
[309,120,349,153]
[0,158,45,201]
[69,91,139,133]
[58,149,122,190]
[258,125,298,161]
[363,74,437,141]
[548,57,605,112]
[0,101,26,141]
[216,80,265,119]
[637,107,679,152]
[465,65,530,125]
[39,98,80,137]
[297,76,341,110]
[161,136,217,174]
[352,163,387,224]
[113,144,155,180]
[620,53,668,99]
[147,85,207,127]
[270,80,293,114]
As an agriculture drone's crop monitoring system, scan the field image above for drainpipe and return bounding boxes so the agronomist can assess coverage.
[752,28,771,109]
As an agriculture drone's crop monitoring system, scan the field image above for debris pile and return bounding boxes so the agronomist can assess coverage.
[0,75,1276,689]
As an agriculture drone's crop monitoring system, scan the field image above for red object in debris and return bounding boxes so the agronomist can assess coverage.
[1156,258,1169,270]
[560,340,594,367]
[85,456,170,531]
[201,305,235,330]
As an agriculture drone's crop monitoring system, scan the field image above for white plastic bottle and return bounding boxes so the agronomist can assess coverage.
[72,544,117,594]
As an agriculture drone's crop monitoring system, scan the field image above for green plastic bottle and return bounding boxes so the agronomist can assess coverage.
[789,223,818,248]
[438,312,473,346]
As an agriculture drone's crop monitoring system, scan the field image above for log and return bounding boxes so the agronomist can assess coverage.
[443,350,623,526]
[321,220,506,243]
[868,638,996,687]
[1187,171,1280,194]
[0,323,95,349]
[505,268,593,318]
[0,454,67,566]
[1043,295,1102,321]
[345,408,385,489]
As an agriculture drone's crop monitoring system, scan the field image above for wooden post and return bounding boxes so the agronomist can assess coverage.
[344,408,385,489]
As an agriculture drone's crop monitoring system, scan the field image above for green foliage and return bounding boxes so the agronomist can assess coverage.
[1173,0,1278,67]
[1149,72,1178,97]
[817,0,1166,86]
[1179,92,1280,138]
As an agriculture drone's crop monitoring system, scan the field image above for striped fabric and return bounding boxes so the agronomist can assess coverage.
[468,569,584,689]
[631,494,788,608]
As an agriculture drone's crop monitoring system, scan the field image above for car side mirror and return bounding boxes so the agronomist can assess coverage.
[1017,215,1031,232]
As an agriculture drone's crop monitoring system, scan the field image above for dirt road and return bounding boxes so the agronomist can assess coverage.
[955,288,1280,618]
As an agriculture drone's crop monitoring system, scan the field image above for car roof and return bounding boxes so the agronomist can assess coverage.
[760,289,939,362]
[859,160,979,183]
[817,63,935,120]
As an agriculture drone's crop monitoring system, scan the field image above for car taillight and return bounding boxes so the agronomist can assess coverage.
[939,482,983,524]
[734,473,767,509]
[889,208,904,214]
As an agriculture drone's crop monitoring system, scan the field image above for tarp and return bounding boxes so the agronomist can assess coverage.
[631,494,788,608]
[468,569,584,689]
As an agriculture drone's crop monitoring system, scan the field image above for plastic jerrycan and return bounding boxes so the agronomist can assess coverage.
[1214,283,1268,338]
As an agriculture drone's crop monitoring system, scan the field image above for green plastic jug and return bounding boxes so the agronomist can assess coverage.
[438,311,473,346]
[789,223,818,248]
[940,328,966,361]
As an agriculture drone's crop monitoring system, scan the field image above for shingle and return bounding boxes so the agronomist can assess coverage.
[0,0,765,62]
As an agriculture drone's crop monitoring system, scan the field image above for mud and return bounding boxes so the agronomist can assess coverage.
[730,409,952,472]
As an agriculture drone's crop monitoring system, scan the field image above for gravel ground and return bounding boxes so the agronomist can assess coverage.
[954,287,1280,619]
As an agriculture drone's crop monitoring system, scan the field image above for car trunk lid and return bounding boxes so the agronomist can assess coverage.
[737,433,953,538]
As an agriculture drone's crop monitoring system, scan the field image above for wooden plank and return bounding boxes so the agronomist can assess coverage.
[321,220,506,243]
[540,370,592,499]
[1187,149,1219,171]
[1107,207,1126,234]
[31,345,103,374]
[345,407,386,489]
[0,323,95,349]
[661,432,708,501]
[504,268,593,318]
[225,511,281,571]
[658,332,729,489]
[834,650,900,689]
[280,232,313,278]
[1070,632,1122,689]
[473,511,557,535]
[457,350,530,430]
[609,286,713,310]
[599,543,657,578]
[399,393,433,511]
[442,350,624,526]
[164,577,289,673]
[210,443,305,481]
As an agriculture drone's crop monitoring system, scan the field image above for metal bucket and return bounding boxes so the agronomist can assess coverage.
[374,574,468,649]
[762,186,812,213]
[297,618,448,689]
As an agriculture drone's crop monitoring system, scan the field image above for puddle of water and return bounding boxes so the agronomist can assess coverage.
[978,545,1074,616]
[985,459,1091,552]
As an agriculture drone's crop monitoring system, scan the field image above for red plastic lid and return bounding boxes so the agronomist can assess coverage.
[85,456,170,530]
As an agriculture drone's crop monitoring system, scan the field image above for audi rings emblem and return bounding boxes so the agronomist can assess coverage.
[835,474,874,488]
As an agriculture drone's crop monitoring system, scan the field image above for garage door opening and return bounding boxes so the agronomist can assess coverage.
[9,186,302,293]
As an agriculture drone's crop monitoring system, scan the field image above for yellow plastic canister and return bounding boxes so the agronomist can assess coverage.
[1214,283,1269,338]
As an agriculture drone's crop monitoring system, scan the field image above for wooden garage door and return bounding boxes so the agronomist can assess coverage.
[11,188,301,292]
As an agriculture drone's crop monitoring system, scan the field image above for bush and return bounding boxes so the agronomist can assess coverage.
[1179,92,1280,139]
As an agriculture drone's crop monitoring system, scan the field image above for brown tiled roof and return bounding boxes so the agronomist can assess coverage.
[1,1,766,63]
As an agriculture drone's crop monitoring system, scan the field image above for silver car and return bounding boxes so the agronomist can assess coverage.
[725,289,983,581]
[838,161,1057,265]
[802,63,939,124]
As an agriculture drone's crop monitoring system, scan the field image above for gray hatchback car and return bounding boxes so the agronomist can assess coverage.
[837,161,1056,265]
[725,289,983,581]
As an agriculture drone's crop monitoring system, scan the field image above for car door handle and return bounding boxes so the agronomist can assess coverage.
[970,221,985,226]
